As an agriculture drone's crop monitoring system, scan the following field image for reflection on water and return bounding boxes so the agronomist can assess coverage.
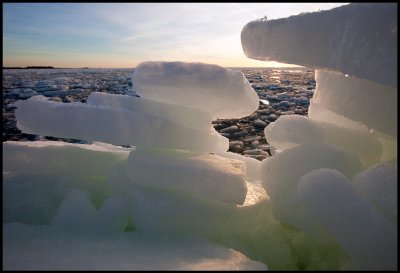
[242,180,269,206]
[259,99,269,105]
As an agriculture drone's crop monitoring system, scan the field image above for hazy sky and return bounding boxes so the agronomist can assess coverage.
[3,3,348,68]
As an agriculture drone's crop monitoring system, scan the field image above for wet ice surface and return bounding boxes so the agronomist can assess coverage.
[3,67,315,161]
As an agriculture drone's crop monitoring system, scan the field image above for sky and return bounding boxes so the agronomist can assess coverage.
[3,3,348,68]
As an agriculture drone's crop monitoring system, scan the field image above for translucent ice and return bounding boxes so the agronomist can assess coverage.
[133,61,259,119]
[3,140,130,176]
[312,70,397,137]
[241,3,397,87]
[264,114,382,167]
[125,148,247,205]
[353,162,397,224]
[3,223,267,270]
[51,189,131,232]
[15,96,223,152]
[245,3,397,269]
[298,169,397,270]
[87,92,213,131]
[3,140,131,225]
[4,3,398,269]
[51,189,97,229]
[260,144,361,236]
[307,101,369,132]
[265,115,323,150]
[216,150,261,181]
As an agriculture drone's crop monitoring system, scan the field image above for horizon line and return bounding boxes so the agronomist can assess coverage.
[3,65,306,69]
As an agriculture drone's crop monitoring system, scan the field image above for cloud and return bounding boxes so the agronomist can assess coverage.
[230,3,259,19]
[4,3,348,68]
[120,35,144,42]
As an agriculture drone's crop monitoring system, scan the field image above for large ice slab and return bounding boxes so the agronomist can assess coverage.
[51,190,132,233]
[3,223,267,270]
[298,169,397,270]
[308,101,398,162]
[3,171,116,225]
[51,189,98,229]
[242,3,397,269]
[133,61,259,119]
[3,141,130,176]
[307,101,368,131]
[353,162,397,224]
[15,96,222,152]
[264,114,382,167]
[216,150,261,182]
[241,3,397,87]
[125,148,247,205]
[108,159,245,236]
[260,144,361,236]
[107,163,313,270]
[311,70,397,137]
[87,92,213,131]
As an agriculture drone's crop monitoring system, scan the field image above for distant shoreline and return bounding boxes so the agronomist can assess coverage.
[3,66,308,70]
[3,66,70,69]
[4,66,56,69]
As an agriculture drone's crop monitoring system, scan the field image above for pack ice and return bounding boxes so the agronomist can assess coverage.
[242,2,397,270]
[3,3,397,271]
[5,61,269,270]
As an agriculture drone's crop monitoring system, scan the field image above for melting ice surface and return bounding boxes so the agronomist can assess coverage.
[3,3,397,270]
